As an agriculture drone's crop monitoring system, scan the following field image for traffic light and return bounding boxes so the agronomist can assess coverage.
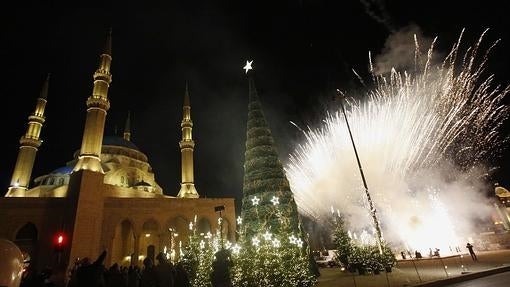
[54,232,66,252]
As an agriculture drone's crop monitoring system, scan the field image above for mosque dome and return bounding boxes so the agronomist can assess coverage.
[50,166,73,175]
[102,136,139,150]
[495,186,510,198]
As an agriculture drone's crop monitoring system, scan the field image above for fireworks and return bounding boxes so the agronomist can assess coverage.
[285,29,509,253]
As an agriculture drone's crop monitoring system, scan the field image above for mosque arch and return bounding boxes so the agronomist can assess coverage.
[14,222,38,266]
[164,216,189,260]
[197,217,211,235]
[165,215,190,240]
[140,218,160,262]
[111,219,135,266]
[147,245,156,263]
[15,222,38,241]
[142,218,160,234]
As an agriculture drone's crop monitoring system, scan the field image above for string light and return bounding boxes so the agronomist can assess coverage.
[262,230,272,241]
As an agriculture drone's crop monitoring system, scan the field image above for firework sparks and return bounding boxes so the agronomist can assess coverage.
[285,29,509,253]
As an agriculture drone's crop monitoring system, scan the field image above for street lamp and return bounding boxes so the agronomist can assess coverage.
[215,205,225,249]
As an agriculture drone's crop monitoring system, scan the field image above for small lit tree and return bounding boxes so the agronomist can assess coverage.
[180,223,216,287]
[332,214,353,267]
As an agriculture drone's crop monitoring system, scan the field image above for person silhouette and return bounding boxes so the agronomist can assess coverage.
[466,243,477,261]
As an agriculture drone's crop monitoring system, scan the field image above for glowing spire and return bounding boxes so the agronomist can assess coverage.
[184,81,190,107]
[177,83,199,198]
[104,27,112,56]
[123,111,131,141]
[73,30,112,173]
[40,73,50,99]
[6,75,50,195]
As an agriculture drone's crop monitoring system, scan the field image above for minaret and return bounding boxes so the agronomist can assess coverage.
[7,74,50,196]
[73,30,112,173]
[123,111,131,141]
[177,83,199,198]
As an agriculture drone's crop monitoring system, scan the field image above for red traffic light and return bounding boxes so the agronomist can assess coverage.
[54,232,66,247]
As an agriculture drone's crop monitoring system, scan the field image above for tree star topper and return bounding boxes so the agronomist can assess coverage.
[243,60,253,74]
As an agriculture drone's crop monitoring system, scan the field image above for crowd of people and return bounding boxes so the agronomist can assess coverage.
[398,243,478,261]
[20,251,191,287]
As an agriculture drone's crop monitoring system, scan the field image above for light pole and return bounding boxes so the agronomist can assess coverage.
[337,89,383,254]
[215,205,225,249]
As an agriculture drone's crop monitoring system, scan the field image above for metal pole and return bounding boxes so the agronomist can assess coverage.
[439,256,449,277]
[337,90,383,253]
[410,257,422,283]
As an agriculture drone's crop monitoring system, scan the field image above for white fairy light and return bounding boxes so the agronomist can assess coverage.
[270,196,279,205]
[263,230,272,241]
[232,244,241,254]
[295,238,304,247]
[251,196,260,206]
[252,237,260,247]
[237,216,242,225]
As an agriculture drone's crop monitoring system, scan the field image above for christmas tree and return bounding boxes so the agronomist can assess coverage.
[240,73,301,238]
[235,64,317,286]
[332,214,353,267]
[180,221,216,287]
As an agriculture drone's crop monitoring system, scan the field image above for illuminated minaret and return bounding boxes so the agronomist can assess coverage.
[7,74,50,195]
[177,83,199,198]
[123,111,131,141]
[73,30,112,173]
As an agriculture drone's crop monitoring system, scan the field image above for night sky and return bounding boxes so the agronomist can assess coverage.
[1,1,509,213]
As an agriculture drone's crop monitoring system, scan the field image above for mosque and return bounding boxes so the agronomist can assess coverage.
[0,31,236,271]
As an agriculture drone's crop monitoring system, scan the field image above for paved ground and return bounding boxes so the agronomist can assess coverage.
[445,271,510,286]
[316,250,510,287]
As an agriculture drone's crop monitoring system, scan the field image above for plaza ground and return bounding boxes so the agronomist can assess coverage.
[316,249,510,287]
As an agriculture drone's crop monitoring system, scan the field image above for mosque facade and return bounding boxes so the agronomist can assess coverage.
[0,32,235,271]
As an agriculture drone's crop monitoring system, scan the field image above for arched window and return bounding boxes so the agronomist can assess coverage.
[16,223,38,241]
[121,176,125,184]
[15,223,38,266]
[58,178,64,185]
[49,178,55,185]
